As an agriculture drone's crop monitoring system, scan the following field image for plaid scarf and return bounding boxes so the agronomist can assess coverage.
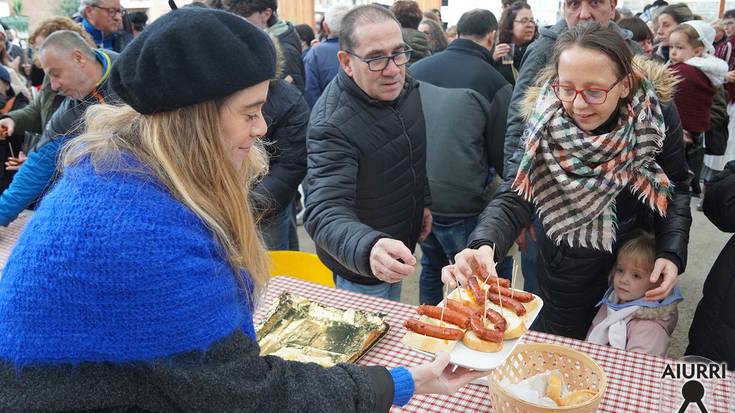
[512,79,672,252]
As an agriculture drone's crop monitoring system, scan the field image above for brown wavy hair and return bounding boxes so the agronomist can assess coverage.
[29,17,95,47]
[498,1,535,44]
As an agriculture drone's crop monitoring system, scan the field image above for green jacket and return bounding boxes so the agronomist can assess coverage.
[402,28,431,66]
[4,76,64,136]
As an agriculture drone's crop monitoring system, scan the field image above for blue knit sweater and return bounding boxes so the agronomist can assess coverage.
[0,155,414,408]
[0,155,251,364]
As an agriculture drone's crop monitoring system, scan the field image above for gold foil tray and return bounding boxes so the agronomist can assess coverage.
[256,292,389,367]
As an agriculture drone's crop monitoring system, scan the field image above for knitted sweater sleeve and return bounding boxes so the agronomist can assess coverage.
[145,332,400,412]
[0,331,401,412]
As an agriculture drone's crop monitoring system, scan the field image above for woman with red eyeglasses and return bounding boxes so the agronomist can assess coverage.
[443,23,692,340]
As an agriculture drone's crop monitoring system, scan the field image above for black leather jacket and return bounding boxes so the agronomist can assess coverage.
[251,79,308,219]
[686,161,735,370]
[304,71,429,285]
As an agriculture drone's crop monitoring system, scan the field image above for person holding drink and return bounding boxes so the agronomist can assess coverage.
[492,1,538,86]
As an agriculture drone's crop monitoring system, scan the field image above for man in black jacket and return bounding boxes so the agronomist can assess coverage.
[305,5,431,301]
[253,78,308,250]
[409,9,513,305]
[219,0,305,92]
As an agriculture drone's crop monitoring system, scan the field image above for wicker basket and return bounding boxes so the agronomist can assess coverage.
[487,343,607,413]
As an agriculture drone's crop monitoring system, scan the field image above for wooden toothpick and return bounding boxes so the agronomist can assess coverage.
[440,282,447,327]
[511,259,517,300]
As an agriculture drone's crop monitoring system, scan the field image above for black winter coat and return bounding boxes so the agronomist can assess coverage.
[686,161,735,370]
[252,80,308,219]
[468,100,692,340]
[304,71,429,285]
[276,22,306,93]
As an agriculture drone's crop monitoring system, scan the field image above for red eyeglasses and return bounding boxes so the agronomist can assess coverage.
[551,77,624,105]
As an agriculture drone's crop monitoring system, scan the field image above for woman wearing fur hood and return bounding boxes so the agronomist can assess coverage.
[443,23,692,340]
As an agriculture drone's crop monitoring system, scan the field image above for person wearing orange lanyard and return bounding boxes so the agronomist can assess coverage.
[0,30,117,226]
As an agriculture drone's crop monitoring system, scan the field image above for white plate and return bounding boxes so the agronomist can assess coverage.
[405,287,544,371]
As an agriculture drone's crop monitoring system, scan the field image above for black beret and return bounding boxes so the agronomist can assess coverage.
[110,8,276,114]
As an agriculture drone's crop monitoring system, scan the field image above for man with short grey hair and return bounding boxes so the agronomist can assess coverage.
[0,31,118,225]
[303,4,350,107]
[80,0,132,52]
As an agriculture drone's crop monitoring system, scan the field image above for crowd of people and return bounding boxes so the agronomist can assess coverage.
[0,0,732,410]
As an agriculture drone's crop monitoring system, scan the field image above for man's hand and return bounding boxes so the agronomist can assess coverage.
[5,150,26,171]
[645,258,678,301]
[369,238,416,283]
[418,208,432,242]
[726,70,735,83]
[0,118,15,139]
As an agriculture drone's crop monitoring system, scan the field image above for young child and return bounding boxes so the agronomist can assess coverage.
[586,233,683,357]
[668,20,729,197]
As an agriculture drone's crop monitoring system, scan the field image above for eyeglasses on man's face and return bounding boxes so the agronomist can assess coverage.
[91,4,126,17]
[551,77,624,105]
[345,48,413,72]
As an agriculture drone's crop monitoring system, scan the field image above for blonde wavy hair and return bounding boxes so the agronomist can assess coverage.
[62,100,271,296]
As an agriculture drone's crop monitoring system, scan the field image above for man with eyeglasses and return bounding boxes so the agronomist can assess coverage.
[80,0,132,52]
[304,4,431,301]
[408,9,512,305]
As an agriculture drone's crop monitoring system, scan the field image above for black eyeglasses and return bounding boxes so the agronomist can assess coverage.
[345,49,413,72]
[514,18,536,25]
[91,5,126,17]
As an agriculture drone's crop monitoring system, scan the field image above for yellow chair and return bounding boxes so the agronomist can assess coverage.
[268,250,335,288]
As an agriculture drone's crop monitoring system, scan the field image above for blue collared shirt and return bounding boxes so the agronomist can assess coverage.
[83,18,114,51]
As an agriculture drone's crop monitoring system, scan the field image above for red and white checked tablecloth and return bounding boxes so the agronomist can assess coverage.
[0,213,29,271]
[257,276,734,413]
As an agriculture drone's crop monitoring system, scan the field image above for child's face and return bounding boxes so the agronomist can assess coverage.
[669,31,704,64]
[612,255,655,303]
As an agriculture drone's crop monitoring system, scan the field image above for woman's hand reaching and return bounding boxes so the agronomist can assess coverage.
[409,351,488,396]
[644,258,678,301]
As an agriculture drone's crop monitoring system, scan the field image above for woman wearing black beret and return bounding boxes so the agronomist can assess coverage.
[0,7,484,411]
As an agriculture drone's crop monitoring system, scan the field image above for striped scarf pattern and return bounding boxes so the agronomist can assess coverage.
[512,79,672,252]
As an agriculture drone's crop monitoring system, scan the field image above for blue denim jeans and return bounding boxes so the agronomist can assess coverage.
[520,217,543,296]
[260,201,296,250]
[419,215,514,305]
[333,275,402,302]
